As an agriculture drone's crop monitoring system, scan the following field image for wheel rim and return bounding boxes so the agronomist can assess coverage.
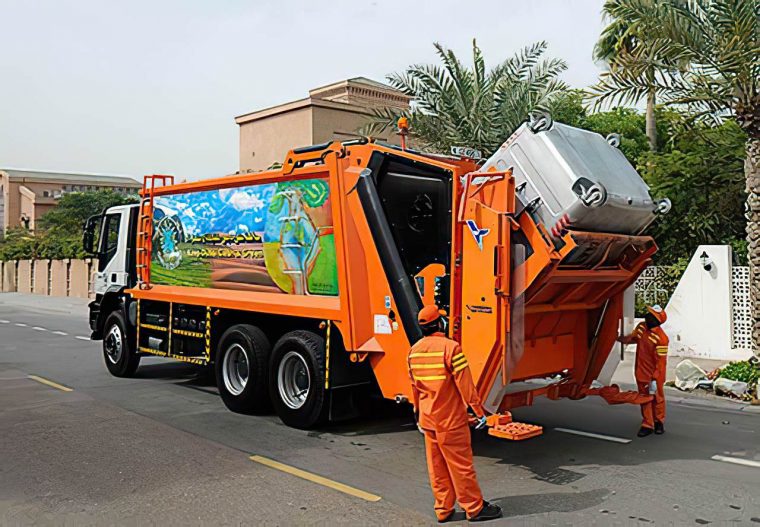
[278,351,310,410]
[104,324,123,364]
[222,343,250,396]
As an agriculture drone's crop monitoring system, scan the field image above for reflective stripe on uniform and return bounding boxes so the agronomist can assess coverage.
[656,346,668,355]
[452,354,467,366]
[414,374,447,381]
[410,351,444,358]
[410,363,445,370]
[453,361,469,373]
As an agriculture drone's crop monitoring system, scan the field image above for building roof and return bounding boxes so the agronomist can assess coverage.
[0,168,141,187]
[235,77,409,125]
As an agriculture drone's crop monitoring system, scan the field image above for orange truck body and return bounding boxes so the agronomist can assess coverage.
[125,139,655,418]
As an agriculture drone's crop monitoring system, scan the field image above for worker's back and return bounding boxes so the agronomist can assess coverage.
[408,333,471,431]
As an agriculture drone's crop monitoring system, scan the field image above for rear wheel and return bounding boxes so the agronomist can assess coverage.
[270,330,327,429]
[103,311,140,377]
[215,324,270,414]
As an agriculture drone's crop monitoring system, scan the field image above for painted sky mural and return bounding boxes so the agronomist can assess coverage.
[150,178,338,296]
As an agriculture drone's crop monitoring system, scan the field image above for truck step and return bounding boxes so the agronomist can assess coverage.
[486,414,543,441]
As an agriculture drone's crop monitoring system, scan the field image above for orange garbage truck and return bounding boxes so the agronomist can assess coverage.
[84,119,668,432]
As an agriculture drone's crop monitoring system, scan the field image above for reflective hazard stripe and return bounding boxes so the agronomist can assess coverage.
[452,354,467,367]
[453,361,469,373]
[656,346,668,355]
[410,363,445,370]
[414,374,447,381]
[409,351,444,358]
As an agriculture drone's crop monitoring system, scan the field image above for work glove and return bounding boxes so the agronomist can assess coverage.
[649,380,657,395]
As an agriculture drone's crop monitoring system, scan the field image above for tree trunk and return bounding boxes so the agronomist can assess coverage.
[645,89,658,152]
[745,135,760,357]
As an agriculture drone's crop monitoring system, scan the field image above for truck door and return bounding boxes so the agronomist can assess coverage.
[93,209,130,295]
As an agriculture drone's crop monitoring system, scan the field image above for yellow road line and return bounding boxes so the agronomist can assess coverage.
[28,375,73,392]
[249,455,381,502]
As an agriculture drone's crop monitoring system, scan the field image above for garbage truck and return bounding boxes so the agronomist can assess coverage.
[84,118,669,432]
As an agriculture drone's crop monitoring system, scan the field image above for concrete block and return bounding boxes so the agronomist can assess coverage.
[49,260,69,297]
[2,261,17,292]
[33,260,50,295]
[17,260,32,294]
[69,259,90,299]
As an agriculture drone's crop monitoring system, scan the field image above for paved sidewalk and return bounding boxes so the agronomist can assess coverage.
[611,350,726,385]
[0,292,89,317]
[611,350,760,412]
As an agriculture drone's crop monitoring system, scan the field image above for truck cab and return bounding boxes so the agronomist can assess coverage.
[84,204,139,339]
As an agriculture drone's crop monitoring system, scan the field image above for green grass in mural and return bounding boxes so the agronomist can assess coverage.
[151,250,212,287]
[307,234,338,296]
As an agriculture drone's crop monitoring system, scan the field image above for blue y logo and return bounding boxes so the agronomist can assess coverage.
[466,220,490,250]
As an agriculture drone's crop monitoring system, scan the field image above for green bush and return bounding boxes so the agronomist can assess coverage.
[0,190,137,261]
[718,361,760,388]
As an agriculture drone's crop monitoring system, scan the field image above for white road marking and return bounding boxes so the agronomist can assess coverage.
[711,455,760,469]
[0,319,9,323]
[15,323,27,327]
[75,336,90,341]
[32,326,47,331]
[53,331,68,336]
[555,427,631,444]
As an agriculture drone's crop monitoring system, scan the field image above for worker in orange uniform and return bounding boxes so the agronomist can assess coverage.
[407,305,503,523]
[618,305,669,437]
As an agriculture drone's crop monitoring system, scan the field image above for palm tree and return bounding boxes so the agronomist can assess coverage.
[592,0,759,354]
[593,0,673,151]
[363,40,568,157]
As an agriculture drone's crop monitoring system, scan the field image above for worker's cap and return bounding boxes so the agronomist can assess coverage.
[418,305,444,325]
[647,304,667,324]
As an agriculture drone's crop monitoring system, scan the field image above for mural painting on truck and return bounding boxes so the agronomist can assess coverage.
[150,178,338,295]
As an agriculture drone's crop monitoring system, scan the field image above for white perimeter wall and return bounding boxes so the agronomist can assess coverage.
[663,245,749,361]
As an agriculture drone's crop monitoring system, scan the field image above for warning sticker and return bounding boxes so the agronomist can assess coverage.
[374,315,392,335]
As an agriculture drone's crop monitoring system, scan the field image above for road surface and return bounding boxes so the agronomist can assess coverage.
[1,293,759,525]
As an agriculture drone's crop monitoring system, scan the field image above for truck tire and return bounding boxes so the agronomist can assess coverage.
[215,324,271,414]
[269,330,327,429]
[103,311,140,377]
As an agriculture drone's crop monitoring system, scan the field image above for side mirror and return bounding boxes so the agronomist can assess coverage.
[83,215,101,254]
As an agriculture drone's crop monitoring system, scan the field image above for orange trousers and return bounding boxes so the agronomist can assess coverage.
[423,425,484,520]
[637,377,665,429]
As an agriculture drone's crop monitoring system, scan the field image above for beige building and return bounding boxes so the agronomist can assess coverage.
[0,169,141,233]
[235,77,410,172]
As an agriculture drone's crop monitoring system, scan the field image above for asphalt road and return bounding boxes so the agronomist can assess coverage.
[1,293,759,526]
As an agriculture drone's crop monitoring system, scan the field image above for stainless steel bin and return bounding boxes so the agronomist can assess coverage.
[480,121,666,235]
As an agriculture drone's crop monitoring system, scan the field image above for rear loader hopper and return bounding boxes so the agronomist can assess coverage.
[85,121,666,434]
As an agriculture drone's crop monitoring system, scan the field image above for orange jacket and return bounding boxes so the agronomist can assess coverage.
[623,322,669,382]
[407,332,486,431]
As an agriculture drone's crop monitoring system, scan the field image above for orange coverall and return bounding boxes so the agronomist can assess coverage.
[623,322,669,429]
[407,332,486,521]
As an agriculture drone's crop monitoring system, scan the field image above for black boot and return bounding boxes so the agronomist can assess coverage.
[637,426,653,437]
[654,421,665,435]
[438,512,455,523]
[469,501,503,522]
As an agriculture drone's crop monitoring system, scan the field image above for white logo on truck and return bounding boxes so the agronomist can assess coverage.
[466,220,490,250]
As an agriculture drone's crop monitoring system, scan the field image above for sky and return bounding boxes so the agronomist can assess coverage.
[0,0,608,181]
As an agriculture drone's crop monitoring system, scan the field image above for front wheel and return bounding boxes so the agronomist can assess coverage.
[103,311,140,377]
[270,330,328,429]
